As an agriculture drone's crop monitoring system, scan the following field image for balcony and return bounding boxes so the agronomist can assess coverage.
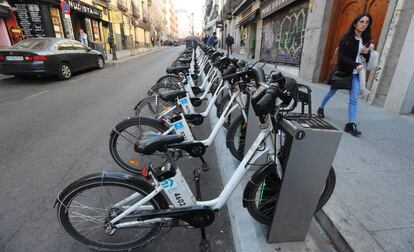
[117,0,128,12]
[143,11,149,23]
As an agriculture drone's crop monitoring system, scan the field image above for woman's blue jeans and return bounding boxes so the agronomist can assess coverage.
[320,74,360,123]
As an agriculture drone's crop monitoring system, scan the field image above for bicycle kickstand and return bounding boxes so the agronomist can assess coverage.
[194,168,211,252]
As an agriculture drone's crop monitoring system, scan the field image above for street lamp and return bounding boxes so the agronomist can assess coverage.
[191,12,194,36]
[186,11,194,36]
[106,0,118,60]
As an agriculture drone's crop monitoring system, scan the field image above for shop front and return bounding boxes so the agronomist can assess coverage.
[259,0,308,69]
[0,0,19,47]
[65,0,102,46]
[235,8,258,59]
[92,1,110,52]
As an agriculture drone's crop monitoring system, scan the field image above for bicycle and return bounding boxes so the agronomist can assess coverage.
[55,70,335,251]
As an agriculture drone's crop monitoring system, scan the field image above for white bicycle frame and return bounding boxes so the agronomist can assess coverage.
[159,86,247,147]
[155,78,227,120]
[109,114,280,228]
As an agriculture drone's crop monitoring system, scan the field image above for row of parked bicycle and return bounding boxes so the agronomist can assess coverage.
[54,42,336,251]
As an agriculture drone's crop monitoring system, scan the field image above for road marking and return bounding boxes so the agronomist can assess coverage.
[70,76,87,83]
[24,90,49,100]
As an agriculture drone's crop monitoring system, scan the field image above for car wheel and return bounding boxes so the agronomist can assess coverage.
[97,56,105,69]
[58,63,72,80]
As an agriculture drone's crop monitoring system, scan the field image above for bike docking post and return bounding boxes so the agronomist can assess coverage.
[267,114,342,242]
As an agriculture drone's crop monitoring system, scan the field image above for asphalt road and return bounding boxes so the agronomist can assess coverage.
[0,46,235,252]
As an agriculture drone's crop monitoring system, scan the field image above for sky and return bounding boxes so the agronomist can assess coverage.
[173,0,204,35]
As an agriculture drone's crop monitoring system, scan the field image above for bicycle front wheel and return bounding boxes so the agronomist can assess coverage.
[226,114,247,161]
[57,174,169,251]
[109,116,170,174]
[245,165,336,225]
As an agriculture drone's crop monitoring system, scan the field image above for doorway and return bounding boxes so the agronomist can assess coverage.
[248,23,256,59]
[320,0,389,82]
[71,13,86,41]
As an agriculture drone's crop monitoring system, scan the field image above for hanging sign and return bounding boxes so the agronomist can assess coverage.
[60,1,70,15]
[68,0,101,18]
[260,0,297,19]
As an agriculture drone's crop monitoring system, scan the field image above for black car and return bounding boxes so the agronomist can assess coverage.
[0,38,105,80]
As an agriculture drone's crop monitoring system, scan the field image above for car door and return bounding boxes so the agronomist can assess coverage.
[70,41,93,70]
[56,40,81,72]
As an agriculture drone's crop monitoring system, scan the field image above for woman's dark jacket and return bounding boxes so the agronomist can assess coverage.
[337,36,371,75]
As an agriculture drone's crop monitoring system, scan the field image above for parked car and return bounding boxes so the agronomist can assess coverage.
[0,38,105,80]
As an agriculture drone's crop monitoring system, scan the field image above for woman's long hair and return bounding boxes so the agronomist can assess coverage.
[342,13,373,44]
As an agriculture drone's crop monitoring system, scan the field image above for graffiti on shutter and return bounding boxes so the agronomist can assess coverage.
[260,1,308,66]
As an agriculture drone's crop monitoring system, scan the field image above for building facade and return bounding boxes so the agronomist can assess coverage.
[206,0,414,114]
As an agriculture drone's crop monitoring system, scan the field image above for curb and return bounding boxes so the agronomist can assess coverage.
[105,47,167,66]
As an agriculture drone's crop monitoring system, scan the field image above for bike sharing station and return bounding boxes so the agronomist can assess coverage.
[243,82,342,243]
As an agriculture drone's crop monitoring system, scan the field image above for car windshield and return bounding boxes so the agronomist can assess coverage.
[12,39,50,50]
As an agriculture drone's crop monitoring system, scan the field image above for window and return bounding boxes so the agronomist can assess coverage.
[12,39,50,50]
[57,40,74,50]
[70,40,88,50]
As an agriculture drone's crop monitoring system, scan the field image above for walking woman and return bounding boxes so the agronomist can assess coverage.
[317,13,373,136]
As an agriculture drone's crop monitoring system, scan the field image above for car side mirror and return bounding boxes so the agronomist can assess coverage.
[86,47,92,52]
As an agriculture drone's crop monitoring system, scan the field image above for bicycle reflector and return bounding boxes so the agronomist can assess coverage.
[128,160,140,167]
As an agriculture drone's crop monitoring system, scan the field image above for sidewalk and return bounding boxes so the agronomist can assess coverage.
[105,46,166,66]
[225,50,414,251]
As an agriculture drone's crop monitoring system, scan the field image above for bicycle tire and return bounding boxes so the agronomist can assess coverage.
[57,174,169,251]
[225,114,247,161]
[147,82,180,96]
[155,74,181,86]
[215,93,230,118]
[134,95,181,119]
[109,116,170,174]
[244,165,336,225]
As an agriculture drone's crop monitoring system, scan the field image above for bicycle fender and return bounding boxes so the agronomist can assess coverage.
[242,162,277,208]
[133,95,157,110]
[54,172,168,209]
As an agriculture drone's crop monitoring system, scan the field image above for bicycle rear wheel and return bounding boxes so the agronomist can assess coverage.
[109,117,170,174]
[245,165,336,225]
[147,82,180,96]
[57,174,169,251]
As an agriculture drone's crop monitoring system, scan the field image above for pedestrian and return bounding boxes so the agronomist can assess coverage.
[151,36,155,47]
[79,29,88,46]
[317,13,373,136]
[203,34,208,44]
[207,32,218,48]
[225,33,234,55]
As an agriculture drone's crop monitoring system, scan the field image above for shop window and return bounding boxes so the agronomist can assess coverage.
[50,7,64,38]
[92,20,101,42]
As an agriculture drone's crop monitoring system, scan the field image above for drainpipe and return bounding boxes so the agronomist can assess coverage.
[367,0,405,104]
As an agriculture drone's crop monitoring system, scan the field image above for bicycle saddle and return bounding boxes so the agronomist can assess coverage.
[134,131,185,155]
[159,90,187,102]
[166,66,190,74]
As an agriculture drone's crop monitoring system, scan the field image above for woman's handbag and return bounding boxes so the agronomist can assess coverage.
[366,49,379,70]
[331,71,353,90]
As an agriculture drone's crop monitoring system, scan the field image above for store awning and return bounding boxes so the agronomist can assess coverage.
[235,10,259,28]
[204,18,217,30]
[232,0,254,16]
